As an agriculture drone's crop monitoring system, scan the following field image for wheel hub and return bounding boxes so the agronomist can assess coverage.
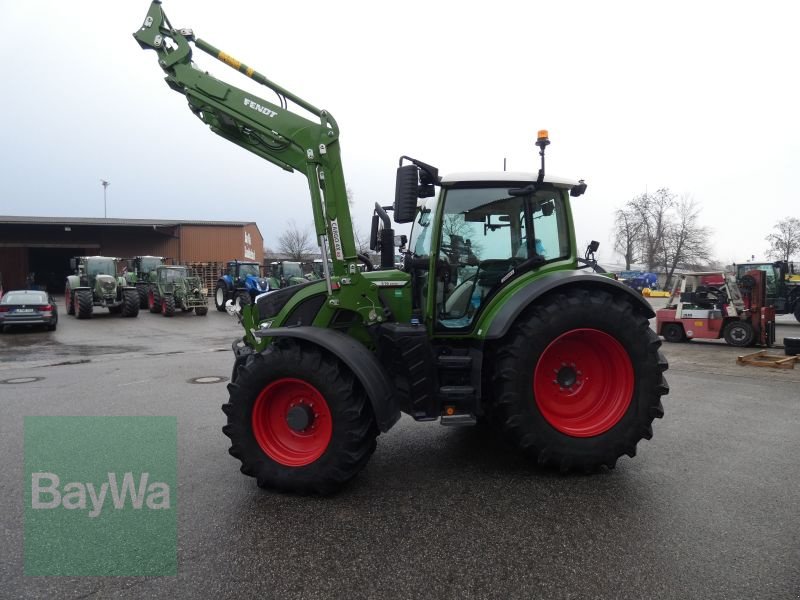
[286,403,315,432]
[555,365,579,389]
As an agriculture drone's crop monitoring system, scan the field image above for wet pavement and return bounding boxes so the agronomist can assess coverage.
[1,297,799,598]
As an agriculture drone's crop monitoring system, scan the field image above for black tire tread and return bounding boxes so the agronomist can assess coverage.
[162,294,175,317]
[76,289,93,319]
[122,289,139,317]
[149,287,162,313]
[214,285,227,312]
[65,284,75,316]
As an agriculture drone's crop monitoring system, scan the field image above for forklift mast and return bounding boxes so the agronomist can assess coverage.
[133,2,357,285]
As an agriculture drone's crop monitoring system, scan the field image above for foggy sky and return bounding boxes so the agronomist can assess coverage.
[1,0,797,265]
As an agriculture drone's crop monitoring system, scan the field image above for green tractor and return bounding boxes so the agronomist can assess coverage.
[304,259,331,281]
[267,260,306,289]
[124,255,165,308]
[65,256,139,319]
[147,265,209,316]
[136,4,668,495]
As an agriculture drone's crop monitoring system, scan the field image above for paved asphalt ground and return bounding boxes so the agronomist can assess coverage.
[1,297,798,599]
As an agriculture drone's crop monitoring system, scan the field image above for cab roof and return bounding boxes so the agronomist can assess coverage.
[440,172,581,189]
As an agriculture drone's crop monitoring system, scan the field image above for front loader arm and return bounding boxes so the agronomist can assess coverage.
[133,1,357,275]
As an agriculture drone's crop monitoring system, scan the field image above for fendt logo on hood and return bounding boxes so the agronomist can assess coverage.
[244,98,277,118]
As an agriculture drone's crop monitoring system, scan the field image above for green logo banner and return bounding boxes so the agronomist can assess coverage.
[24,416,177,576]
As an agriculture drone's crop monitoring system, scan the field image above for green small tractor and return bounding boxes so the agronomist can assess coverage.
[136,3,668,495]
[148,265,209,316]
[65,256,139,319]
[125,255,165,308]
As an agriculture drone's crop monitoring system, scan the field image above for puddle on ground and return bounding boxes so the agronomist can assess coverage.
[0,335,144,363]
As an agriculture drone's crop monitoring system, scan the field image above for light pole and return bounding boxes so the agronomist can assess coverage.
[100,179,110,218]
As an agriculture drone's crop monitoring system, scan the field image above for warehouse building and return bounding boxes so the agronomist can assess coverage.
[0,216,263,292]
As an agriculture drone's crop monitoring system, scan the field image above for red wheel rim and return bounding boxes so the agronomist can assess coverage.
[252,378,332,467]
[533,328,634,437]
[148,290,154,308]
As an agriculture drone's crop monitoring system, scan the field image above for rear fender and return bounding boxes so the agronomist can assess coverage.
[253,326,400,432]
[484,271,654,340]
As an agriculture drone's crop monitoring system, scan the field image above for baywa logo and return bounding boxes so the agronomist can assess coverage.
[31,471,171,518]
[24,416,177,576]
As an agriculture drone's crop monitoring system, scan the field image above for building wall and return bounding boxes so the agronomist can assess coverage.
[0,221,264,291]
[0,247,27,292]
[179,224,263,264]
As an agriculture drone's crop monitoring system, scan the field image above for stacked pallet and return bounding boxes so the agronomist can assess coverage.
[186,262,224,296]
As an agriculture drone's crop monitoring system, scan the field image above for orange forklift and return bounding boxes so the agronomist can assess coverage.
[656,271,775,347]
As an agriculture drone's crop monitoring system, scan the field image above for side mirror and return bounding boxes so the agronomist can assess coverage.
[570,180,588,197]
[588,240,600,253]
[394,165,419,223]
[369,214,379,251]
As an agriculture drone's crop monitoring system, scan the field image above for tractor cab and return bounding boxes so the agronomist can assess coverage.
[228,261,261,285]
[267,261,305,288]
[406,172,576,331]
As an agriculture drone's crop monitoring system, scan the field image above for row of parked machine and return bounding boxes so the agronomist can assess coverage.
[64,255,209,319]
[62,255,331,320]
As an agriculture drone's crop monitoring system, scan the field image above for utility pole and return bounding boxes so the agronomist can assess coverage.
[100,179,110,218]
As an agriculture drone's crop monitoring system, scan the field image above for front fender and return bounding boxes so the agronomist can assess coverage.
[483,270,654,340]
[253,326,400,432]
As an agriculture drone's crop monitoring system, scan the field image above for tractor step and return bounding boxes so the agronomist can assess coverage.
[440,414,477,426]
[438,385,475,401]
[436,354,473,369]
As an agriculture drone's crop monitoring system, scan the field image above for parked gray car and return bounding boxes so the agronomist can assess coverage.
[0,290,58,332]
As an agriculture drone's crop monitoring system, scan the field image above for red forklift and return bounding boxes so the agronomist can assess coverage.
[656,271,775,347]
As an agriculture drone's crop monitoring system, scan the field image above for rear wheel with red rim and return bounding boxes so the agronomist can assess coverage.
[65,283,75,316]
[222,342,378,495]
[533,328,634,438]
[490,288,668,472]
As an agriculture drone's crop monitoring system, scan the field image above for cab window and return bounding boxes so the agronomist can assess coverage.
[436,186,569,329]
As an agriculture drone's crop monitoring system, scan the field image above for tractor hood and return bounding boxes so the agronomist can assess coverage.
[96,274,117,292]
[244,275,269,292]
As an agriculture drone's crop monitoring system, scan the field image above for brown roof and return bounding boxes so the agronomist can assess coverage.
[0,215,255,227]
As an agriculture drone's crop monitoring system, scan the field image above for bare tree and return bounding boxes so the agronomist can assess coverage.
[353,223,371,254]
[766,217,800,263]
[277,220,315,261]
[660,195,712,287]
[627,188,675,271]
[613,208,642,270]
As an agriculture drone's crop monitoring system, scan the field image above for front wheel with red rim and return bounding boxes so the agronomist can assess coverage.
[222,342,378,495]
[490,289,668,472]
[252,378,333,467]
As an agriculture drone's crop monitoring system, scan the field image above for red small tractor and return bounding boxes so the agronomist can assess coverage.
[656,271,775,347]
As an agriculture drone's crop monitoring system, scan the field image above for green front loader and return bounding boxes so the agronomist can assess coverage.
[135,3,668,494]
